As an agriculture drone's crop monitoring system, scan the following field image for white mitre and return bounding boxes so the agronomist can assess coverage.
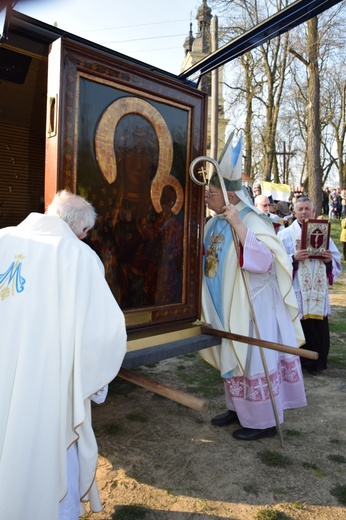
[210,131,262,215]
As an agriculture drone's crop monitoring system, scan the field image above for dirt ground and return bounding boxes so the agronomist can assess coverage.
[84,271,346,520]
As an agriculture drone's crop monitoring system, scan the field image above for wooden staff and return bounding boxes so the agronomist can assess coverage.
[190,156,285,448]
[201,326,318,360]
[118,368,209,413]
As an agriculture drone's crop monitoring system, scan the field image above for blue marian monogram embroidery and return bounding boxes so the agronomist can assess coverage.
[0,254,26,300]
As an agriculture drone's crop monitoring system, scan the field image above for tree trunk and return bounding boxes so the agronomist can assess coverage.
[307,17,322,216]
[243,54,253,178]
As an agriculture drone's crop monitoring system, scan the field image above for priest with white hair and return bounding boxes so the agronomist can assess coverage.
[200,134,307,441]
[0,190,127,519]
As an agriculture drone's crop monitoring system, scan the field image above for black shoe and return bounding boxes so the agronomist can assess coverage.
[211,410,238,426]
[232,427,277,441]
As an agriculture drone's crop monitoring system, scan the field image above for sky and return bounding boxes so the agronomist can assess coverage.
[14,0,207,75]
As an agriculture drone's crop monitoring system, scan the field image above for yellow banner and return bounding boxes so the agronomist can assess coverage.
[261,181,291,201]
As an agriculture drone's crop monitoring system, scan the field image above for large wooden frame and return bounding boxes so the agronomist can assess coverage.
[45,38,207,334]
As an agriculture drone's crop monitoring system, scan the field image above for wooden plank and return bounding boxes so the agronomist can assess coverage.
[119,368,209,412]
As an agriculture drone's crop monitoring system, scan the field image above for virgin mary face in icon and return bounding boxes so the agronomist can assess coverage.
[113,114,159,221]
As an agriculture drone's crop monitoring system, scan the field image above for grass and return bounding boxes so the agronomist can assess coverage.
[330,485,346,506]
[175,355,224,398]
[329,219,346,277]
[284,429,301,437]
[302,462,326,478]
[82,504,149,520]
[136,352,224,399]
[125,411,149,423]
[288,501,307,510]
[243,483,260,495]
[329,219,346,278]
[327,454,346,464]
[98,423,122,436]
[269,487,288,496]
[330,219,344,248]
[259,501,308,519]
[325,220,346,369]
[111,504,148,519]
[329,219,346,281]
[256,508,289,519]
[257,450,292,468]
[329,321,346,333]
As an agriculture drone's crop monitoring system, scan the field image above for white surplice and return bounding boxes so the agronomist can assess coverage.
[0,213,127,519]
[278,219,342,319]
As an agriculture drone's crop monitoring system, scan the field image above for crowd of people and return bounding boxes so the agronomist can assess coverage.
[245,183,346,221]
[323,187,346,219]
[247,183,346,237]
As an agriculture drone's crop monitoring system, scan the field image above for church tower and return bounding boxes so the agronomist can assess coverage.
[181,0,228,158]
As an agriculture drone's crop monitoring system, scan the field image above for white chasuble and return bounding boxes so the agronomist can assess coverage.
[0,213,127,520]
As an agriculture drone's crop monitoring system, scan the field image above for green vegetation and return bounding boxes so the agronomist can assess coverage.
[111,504,148,519]
[330,484,346,506]
[326,220,346,369]
[125,411,149,423]
[82,504,149,520]
[302,462,326,478]
[243,483,260,495]
[284,429,301,437]
[256,508,289,519]
[288,500,306,510]
[269,487,287,496]
[137,352,224,399]
[257,450,292,468]
[327,454,346,464]
[330,219,344,241]
[175,355,224,398]
[98,423,122,436]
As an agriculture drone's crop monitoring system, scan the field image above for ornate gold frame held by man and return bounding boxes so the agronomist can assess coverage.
[301,218,330,259]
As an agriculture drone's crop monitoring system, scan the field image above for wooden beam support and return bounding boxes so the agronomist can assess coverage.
[118,368,209,413]
[202,327,318,360]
